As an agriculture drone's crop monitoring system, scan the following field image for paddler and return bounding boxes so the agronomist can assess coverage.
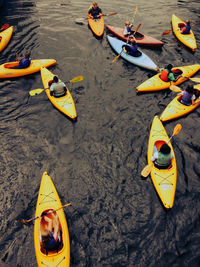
[88,2,104,19]
[122,36,141,57]
[15,52,31,69]
[179,84,196,106]
[123,21,133,37]
[151,143,174,169]
[156,64,181,82]
[39,211,61,252]
[178,20,191,34]
[49,75,67,98]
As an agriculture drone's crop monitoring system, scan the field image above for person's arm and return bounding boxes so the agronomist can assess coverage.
[168,72,176,81]
[191,94,196,105]
[123,45,128,53]
[88,8,93,19]
[43,215,53,232]
[151,151,158,162]
[49,84,54,92]
[52,213,60,241]
[180,26,186,33]
[39,217,42,242]
[97,7,103,17]
[16,53,20,62]
[123,27,129,36]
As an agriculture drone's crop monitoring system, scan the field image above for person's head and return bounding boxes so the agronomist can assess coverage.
[160,143,171,154]
[186,20,190,26]
[93,1,98,9]
[25,53,30,59]
[53,76,59,83]
[185,84,194,94]
[130,37,136,45]
[166,64,173,72]
[125,21,130,27]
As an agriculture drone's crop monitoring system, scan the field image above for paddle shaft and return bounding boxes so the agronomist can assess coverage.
[29,75,83,96]
[132,6,138,23]
[167,124,182,143]
[23,203,71,223]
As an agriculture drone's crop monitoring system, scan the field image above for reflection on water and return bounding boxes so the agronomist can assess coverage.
[0,0,200,266]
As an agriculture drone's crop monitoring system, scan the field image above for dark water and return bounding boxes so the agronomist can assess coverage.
[0,0,200,266]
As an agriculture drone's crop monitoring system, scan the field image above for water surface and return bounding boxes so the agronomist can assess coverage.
[0,0,200,266]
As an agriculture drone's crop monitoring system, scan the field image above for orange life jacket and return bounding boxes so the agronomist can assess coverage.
[160,69,169,82]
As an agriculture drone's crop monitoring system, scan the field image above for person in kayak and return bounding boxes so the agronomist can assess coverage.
[179,84,196,106]
[39,212,61,252]
[123,21,133,37]
[15,52,31,69]
[49,76,67,97]
[88,2,104,19]
[151,143,174,169]
[122,36,141,57]
[178,20,191,34]
[157,64,181,82]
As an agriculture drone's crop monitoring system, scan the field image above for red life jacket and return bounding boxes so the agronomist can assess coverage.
[160,69,169,82]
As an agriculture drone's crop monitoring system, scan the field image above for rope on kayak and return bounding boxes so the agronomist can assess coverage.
[39,191,58,205]
[155,172,174,185]
[152,131,166,139]
[40,255,65,266]
[55,257,66,266]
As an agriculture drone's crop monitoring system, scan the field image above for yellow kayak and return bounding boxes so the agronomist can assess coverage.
[147,116,177,209]
[172,14,197,52]
[34,171,70,267]
[0,26,13,52]
[40,67,77,120]
[160,95,200,122]
[88,16,104,37]
[0,59,56,78]
[88,5,104,37]
[136,64,200,92]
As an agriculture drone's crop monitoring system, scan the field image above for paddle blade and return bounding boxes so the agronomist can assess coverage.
[172,124,182,136]
[1,23,10,30]
[134,23,141,35]
[189,77,200,83]
[112,54,120,63]
[70,76,84,83]
[162,30,172,35]
[169,85,182,93]
[133,6,138,20]
[107,12,117,16]
[29,88,44,96]
[141,162,153,177]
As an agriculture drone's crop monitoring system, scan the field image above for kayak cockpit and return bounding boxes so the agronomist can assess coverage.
[39,209,63,256]
[134,32,144,40]
[4,62,19,69]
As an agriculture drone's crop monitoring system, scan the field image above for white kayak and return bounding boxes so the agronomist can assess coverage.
[107,35,158,71]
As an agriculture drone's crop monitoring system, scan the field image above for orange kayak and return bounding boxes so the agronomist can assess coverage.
[88,16,104,37]
[88,5,104,37]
